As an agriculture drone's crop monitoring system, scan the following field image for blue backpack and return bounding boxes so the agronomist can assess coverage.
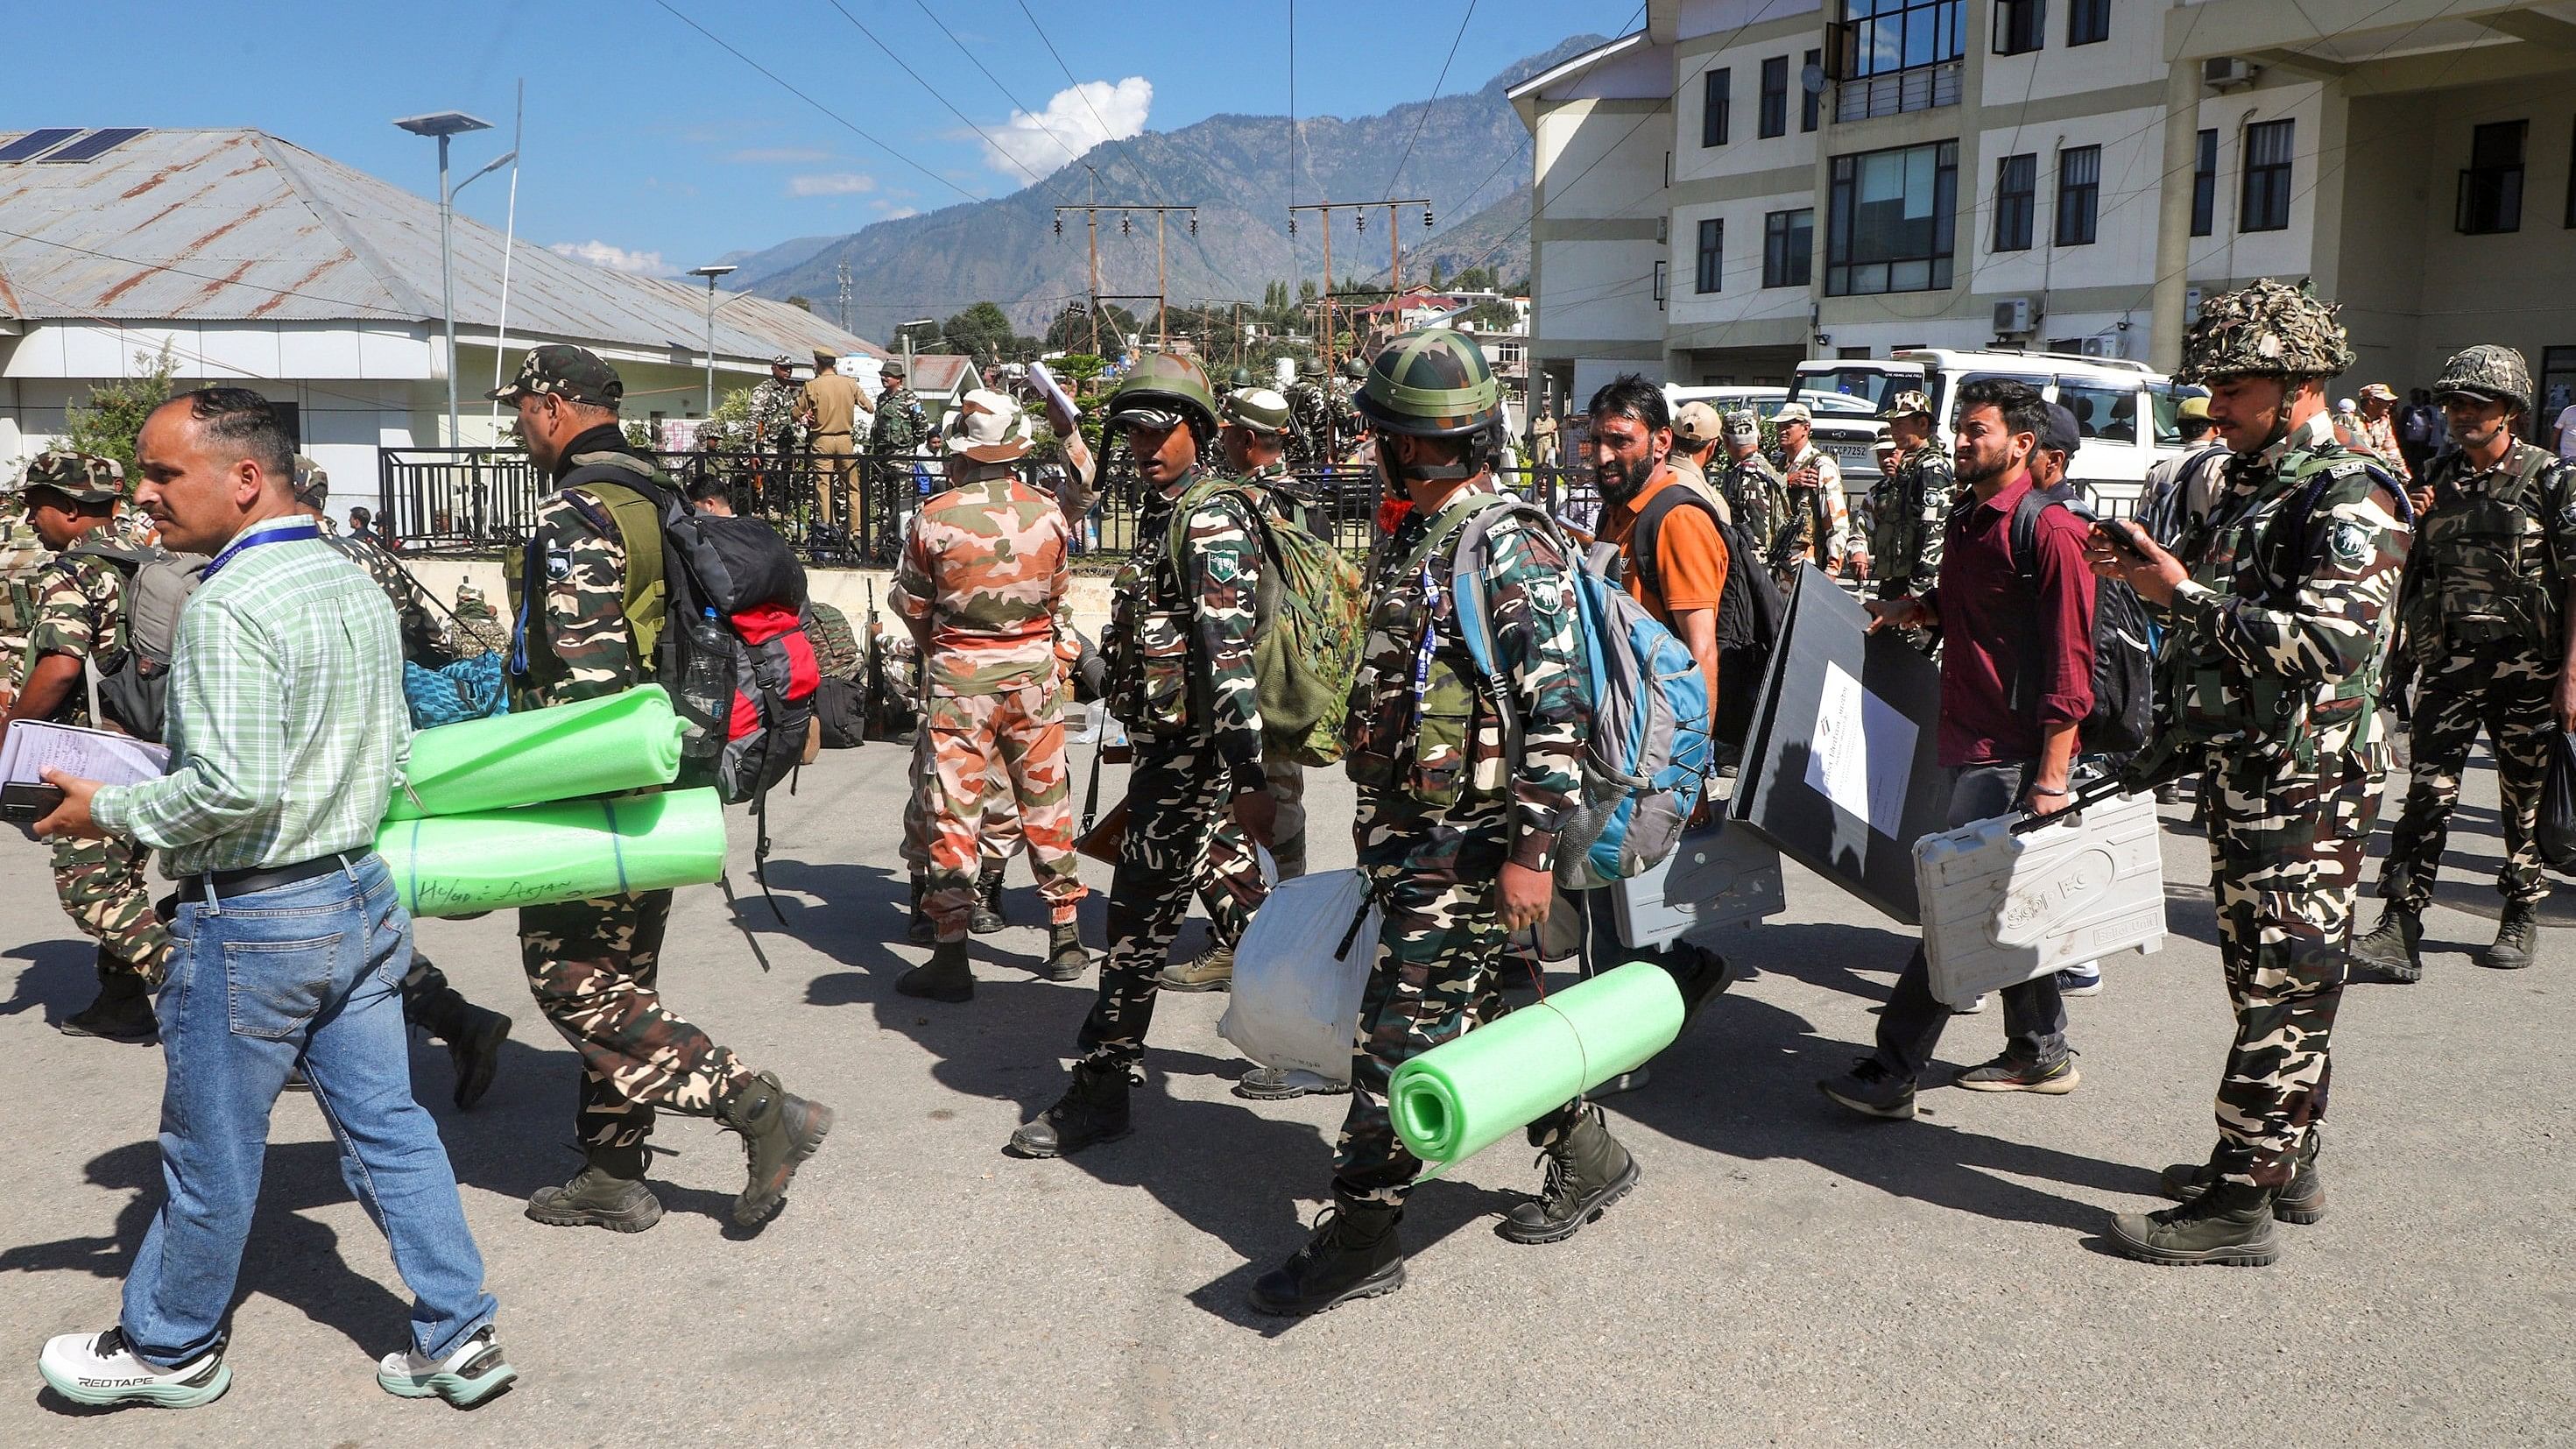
[1445,496,1716,890]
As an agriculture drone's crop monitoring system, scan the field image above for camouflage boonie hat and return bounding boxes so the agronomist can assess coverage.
[18,449,124,503]
[1355,327,1503,438]
[2431,343,2533,418]
[489,343,625,408]
[1222,386,1292,435]
[1105,350,1221,435]
[290,454,328,506]
[1883,389,1934,421]
[2177,278,2354,385]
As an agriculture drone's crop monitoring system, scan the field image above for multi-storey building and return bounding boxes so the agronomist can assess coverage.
[1514,0,2576,424]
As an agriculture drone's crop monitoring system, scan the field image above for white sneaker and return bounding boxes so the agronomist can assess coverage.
[38,1327,229,1409]
[2057,965,2104,997]
[1952,994,1988,1014]
[376,1325,517,1407]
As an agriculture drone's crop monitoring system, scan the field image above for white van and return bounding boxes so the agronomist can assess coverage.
[1662,384,1790,421]
[1789,349,2193,513]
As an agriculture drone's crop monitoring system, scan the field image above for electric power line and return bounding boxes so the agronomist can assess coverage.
[1384,0,1480,200]
[908,0,1092,173]
[822,0,1073,201]
[1013,0,1172,209]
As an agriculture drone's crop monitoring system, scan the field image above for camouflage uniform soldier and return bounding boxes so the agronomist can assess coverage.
[293,456,452,663]
[1006,351,1274,1159]
[1285,357,1332,472]
[1867,390,1955,601]
[0,486,55,710]
[493,343,833,1232]
[888,390,1092,1000]
[2091,280,2410,1267]
[449,583,509,658]
[1,453,165,1043]
[748,354,805,514]
[868,362,928,554]
[1774,402,1853,579]
[2353,344,2575,979]
[1253,328,1636,1316]
[1714,408,1789,561]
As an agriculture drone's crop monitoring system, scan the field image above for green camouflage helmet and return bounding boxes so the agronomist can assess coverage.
[1354,327,1503,438]
[1296,357,1324,378]
[18,449,124,503]
[1105,350,1222,435]
[1342,356,1367,380]
[2177,278,2354,385]
[1228,366,1255,388]
[1222,386,1292,435]
[2431,343,2533,418]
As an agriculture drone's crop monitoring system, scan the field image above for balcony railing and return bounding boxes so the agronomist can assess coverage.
[1835,59,1963,124]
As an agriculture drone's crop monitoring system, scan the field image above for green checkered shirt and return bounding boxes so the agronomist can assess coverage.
[91,515,411,875]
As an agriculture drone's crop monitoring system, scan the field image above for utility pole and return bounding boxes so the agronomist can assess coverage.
[1052,182,1197,357]
[1288,198,1434,375]
[1155,211,1169,348]
[836,258,851,333]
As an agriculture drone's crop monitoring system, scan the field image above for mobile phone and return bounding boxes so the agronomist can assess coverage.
[1,782,65,823]
[2092,519,2151,562]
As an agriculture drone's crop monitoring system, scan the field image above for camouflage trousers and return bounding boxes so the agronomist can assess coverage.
[2379,650,2557,910]
[1076,733,1268,1070]
[519,889,759,1152]
[1335,812,1580,1207]
[51,832,167,983]
[913,680,1084,940]
[901,746,1023,870]
[2201,750,2376,1190]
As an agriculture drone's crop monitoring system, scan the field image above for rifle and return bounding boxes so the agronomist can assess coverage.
[861,579,888,742]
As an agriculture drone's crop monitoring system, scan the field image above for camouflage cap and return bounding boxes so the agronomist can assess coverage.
[1883,389,1934,421]
[18,449,124,503]
[771,352,794,369]
[1772,402,1813,426]
[1222,386,1292,435]
[489,343,625,408]
[2359,381,2397,402]
[1671,400,1725,448]
[2431,343,2533,417]
[2176,278,2354,385]
[291,453,328,506]
[1720,407,1761,442]
[945,387,1037,462]
[1105,350,1221,434]
[1354,327,1503,438]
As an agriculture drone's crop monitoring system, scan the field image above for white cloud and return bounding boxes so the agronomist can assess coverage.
[788,172,877,196]
[874,205,921,221]
[548,240,674,276]
[981,76,1151,180]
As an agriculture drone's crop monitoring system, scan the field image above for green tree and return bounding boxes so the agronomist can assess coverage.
[942,300,1029,366]
[60,342,179,477]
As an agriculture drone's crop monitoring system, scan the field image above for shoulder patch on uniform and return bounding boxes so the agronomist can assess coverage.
[2327,520,2370,566]
[544,543,574,581]
[1203,548,1240,585]
[2558,498,2576,528]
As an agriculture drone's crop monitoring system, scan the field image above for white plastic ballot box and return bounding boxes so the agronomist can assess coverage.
[1914,789,2166,1009]
[1608,822,1787,949]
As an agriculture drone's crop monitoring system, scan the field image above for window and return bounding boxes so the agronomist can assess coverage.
[2058,382,2136,444]
[1825,139,1959,297]
[1760,56,1789,138]
[1836,0,1967,120]
[1702,67,1731,147]
[2055,145,2100,246]
[2457,119,2526,234]
[1801,48,1823,132]
[1993,152,2036,251]
[2241,119,2294,232]
[1764,208,1814,287]
[1696,218,1724,293]
[2190,127,2216,237]
[2068,0,2108,46]
[1994,0,2044,55]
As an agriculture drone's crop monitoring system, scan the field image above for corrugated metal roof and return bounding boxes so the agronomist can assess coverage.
[0,128,884,365]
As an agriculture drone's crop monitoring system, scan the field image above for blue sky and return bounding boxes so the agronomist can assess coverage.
[9,0,1632,279]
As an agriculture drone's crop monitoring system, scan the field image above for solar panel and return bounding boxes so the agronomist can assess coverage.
[0,128,83,163]
[39,127,147,163]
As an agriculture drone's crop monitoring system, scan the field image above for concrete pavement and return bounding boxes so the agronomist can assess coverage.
[1,741,2568,1446]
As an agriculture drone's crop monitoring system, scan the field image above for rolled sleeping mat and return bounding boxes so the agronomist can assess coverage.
[385,684,684,820]
[379,788,728,918]
[1389,960,1683,1168]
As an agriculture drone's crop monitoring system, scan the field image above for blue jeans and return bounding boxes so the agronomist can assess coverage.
[120,852,497,1368]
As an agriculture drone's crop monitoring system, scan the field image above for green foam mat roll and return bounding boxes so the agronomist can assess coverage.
[1390,960,1683,1168]
[385,685,684,820]
[380,788,727,918]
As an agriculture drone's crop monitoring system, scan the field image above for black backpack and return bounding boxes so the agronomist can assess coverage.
[2009,486,2152,756]
[1627,484,1786,751]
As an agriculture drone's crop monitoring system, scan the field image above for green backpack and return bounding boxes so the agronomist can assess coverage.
[1166,475,1366,767]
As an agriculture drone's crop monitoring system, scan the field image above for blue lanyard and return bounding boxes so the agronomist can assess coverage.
[197,520,321,583]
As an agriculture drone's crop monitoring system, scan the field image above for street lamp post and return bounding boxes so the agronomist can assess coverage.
[393,111,506,449]
[688,264,738,416]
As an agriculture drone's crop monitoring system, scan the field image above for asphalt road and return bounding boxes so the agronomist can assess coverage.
[1,740,2568,1447]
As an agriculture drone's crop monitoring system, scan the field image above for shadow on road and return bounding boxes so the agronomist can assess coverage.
[0,939,102,1028]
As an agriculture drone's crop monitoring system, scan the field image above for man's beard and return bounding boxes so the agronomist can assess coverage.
[1597,451,1657,507]
[1955,445,2011,488]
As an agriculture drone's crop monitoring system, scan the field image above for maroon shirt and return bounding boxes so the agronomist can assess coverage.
[1929,470,2097,767]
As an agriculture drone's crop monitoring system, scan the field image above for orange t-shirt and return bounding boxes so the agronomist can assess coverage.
[1598,467,1728,705]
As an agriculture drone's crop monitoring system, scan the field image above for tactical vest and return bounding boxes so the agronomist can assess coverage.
[1341,497,1513,809]
[1099,470,1247,736]
[502,457,669,696]
[2403,442,2563,658]
[2149,449,2396,772]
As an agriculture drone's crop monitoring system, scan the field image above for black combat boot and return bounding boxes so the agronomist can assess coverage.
[718,1071,834,1227]
[1040,922,1091,982]
[1497,1104,1641,1244]
[1247,1194,1406,1316]
[898,939,974,1002]
[60,954,158,1044]
[1006,1061,1132,1158]
[525,1143,664,1233]
[2484,901,2540,970]
[399,956,512,1110]
[2348,903,2424,983]
[970,863,1007,935]
[2108,1179,2278,1266]
[906,872,935,945]
[2159,1126,2326,1225]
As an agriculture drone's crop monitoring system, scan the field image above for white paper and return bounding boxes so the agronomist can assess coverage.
[0,719,170,789]
[1803,661,1916,838]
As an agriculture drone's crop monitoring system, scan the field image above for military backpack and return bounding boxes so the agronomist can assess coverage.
[1162,473,1367,767]
[63,541,208,743]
